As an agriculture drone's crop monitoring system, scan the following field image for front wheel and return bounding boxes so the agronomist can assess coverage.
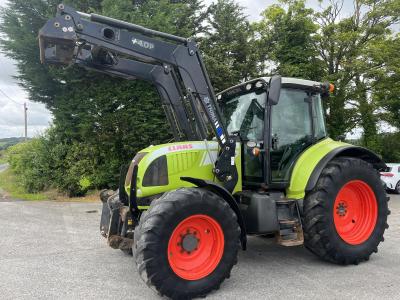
[303,157,390,265]
[134,188,240,299]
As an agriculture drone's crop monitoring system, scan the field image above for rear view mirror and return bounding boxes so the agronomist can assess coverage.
[268,75,282,105]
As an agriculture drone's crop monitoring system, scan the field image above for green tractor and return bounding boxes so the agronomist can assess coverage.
[39,5,389,299]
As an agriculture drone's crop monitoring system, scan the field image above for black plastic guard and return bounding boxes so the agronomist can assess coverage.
[99,190,122,238]
[214,138,238,193]
[100,200,111,238]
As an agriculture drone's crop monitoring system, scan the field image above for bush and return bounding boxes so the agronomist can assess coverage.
[7,139,51,192]
[0,150,7,163]
[54,142,98,196]
[347,132,400,163]
[5,126,137,197]
[378,132,400,163]
[6,132,100,196]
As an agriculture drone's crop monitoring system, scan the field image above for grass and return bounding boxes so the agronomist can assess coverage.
[50,189,100,202]
[0,151,7,164]
[0,168,47,201]
[0,167,101,202]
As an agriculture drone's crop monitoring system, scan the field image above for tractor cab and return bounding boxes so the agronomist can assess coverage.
[219,77,329,189]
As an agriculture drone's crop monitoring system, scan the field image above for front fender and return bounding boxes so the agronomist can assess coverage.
[181,177,247,250]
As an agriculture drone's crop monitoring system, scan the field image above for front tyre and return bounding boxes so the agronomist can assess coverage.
[303,157,390,265]
[134,188,240,299]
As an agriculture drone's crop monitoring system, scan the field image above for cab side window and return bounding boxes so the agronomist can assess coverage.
[270,88,313,182]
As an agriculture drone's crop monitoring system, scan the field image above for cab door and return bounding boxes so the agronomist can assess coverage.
[269,88,313,183]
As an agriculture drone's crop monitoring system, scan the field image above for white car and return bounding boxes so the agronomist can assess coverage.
[381,163,400,194]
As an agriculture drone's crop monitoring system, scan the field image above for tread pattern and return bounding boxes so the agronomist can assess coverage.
[395,181,400,194]
[134,188,241,299]
[303,157,390,265]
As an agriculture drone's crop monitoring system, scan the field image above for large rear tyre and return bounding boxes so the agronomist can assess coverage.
[134,188,240,299]
[303,157,390,265]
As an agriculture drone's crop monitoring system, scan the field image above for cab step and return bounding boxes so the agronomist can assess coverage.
[275,198,304,246]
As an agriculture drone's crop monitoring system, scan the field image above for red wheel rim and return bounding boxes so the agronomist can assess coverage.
[167,214,224,280]
[333,180,378,245]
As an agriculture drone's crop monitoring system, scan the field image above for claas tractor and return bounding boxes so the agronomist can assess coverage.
[39,5,390,299]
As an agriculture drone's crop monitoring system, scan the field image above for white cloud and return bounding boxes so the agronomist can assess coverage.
[204,0,355,21]
[0,51,52,139]
[0,0,53,139]
[203,0,269,21]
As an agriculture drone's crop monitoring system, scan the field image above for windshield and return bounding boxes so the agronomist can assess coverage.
[221,91,267,140]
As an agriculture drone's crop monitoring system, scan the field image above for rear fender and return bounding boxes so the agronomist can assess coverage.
[286,138,386,199]
[305,146,386,193]
[181,177,247,250]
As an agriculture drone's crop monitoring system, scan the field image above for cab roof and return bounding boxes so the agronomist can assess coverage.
[219,77,323,96]
[263,76,322,87]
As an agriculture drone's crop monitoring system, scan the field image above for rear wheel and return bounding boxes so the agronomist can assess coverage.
[134,188,240,299]
[303,157,389,265]
[395,181,400,194]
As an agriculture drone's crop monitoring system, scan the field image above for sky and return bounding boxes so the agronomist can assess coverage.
[0,0,53,139]
[0,0,357,139]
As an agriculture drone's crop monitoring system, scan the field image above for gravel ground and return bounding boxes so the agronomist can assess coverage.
[0,195,399,300]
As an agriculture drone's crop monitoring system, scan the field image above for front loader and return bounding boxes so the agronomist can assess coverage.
[39,5,390,299]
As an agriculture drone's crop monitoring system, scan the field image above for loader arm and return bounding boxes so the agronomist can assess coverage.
[76,52,198,141]
[39,4,238,188]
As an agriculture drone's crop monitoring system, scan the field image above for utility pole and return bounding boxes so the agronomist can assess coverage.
[24,102,28,140]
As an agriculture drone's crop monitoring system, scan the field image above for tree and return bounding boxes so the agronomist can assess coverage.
[378,132,400,162]
[369,34,400,130]
[1,0,399,195]
[314,0,400,141]
[254,0,323,80]
[0,0,103,104]
[102,0,206,38]
[0,0,205,195]
[200,0,259,91]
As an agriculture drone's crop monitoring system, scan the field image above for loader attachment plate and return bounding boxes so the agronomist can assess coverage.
[99,189,134,251]
[38,16,77,64]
